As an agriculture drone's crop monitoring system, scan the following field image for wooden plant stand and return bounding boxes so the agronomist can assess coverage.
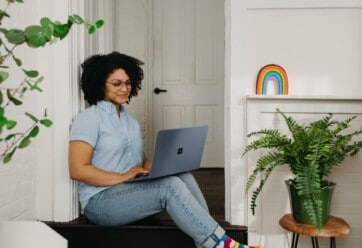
[279,214,350,248]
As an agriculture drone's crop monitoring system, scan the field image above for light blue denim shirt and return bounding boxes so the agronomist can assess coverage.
[69,100,144,210]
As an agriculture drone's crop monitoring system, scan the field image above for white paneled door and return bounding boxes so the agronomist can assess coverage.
[151,0,225,167]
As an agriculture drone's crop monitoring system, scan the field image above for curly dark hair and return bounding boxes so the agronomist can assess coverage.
[80,51,144,105]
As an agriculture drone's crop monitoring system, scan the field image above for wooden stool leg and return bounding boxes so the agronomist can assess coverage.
[311,237,319,248]
[330,237,336,248]
[291,233,299,248]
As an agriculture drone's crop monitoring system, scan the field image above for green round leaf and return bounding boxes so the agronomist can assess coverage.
[3,154,11,163]
[95,19,104,28]
[5,133,16,141]
[25,112,39,122]
[40,18,53,40]
[29,125,39,137]
[12,56,22,66]
[41,25,52,41]
[3,148,16,163]
[6,89,22,105]
[68,15,84,24]
[53,24,70,39]
[22,69,39,78]
[88,25,96,34]
[19,136,31,149]
[0,114,7,127]
[35,76,44,84]
[73,14,84,24]
[40,17,52,27]
[24,25,48,47]
[6,120,16,130]
[30,84,42,92]
[40,119,53,127]
[5,29,26,45]
[27,37,47,47]
[27,38,47,48]
[0,71,9,83]
[24,25,42,36]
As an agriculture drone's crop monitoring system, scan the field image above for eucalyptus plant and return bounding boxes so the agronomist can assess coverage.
[242,108,362,231]
[0,0,103,163]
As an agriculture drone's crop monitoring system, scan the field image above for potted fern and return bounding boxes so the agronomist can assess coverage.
[242,108,362,231]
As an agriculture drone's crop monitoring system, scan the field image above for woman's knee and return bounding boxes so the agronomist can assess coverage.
[159,175,186,190]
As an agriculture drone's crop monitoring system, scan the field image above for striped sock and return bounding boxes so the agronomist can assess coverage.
[215,234,262,248]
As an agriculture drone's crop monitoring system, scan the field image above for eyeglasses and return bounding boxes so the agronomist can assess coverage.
[106,79,132,89]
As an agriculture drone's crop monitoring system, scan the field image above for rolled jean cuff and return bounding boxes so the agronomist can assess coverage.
[200,224,225,248]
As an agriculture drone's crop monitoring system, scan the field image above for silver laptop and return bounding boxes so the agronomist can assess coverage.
[128,126,208,182]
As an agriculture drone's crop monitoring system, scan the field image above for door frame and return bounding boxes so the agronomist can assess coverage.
[224,0,232,222]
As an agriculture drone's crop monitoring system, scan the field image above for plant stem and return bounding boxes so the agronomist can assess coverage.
[0,120,37,160]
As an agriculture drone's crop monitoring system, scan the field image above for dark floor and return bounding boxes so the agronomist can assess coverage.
[191,168,225,218]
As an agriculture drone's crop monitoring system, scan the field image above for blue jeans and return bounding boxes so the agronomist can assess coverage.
[84,172,225,247]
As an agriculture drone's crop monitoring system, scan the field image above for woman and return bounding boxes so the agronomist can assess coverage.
[68,51,256,248]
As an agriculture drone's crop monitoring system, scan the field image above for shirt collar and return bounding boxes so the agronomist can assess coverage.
[96,100,125,115]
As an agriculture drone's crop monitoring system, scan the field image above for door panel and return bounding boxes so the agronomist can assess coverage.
[152,0,224,167]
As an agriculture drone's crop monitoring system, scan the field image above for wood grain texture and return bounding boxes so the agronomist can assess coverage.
[279,214,351,238]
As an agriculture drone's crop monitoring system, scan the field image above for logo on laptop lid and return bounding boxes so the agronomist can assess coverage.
[177,147,183,154]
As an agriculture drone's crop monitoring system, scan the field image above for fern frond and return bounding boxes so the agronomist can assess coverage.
[242,132,291,157]
[245,151,285,192]
[310,113,333,130]
[277,108,298,131]
[303,197,323,231]
[246,152,285,215]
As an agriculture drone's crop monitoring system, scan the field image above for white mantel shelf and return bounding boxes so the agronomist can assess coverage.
[245,94,362,101]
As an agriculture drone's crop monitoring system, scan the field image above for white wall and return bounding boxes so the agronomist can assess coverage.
[0,0,53,221]
[0,0,80,221]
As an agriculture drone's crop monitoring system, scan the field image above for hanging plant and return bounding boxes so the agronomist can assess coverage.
[0,0,104,163]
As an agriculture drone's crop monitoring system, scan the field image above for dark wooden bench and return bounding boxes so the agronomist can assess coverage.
[46,213,247,248]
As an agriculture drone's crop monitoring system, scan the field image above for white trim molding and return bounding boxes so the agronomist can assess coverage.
[247,0,362,9]
[224,0,232,223]
[52,0,74,222]
[52,0,116,221]
[52,0,90,222]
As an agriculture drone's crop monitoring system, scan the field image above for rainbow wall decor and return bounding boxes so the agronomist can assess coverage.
[256,64,288,95]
